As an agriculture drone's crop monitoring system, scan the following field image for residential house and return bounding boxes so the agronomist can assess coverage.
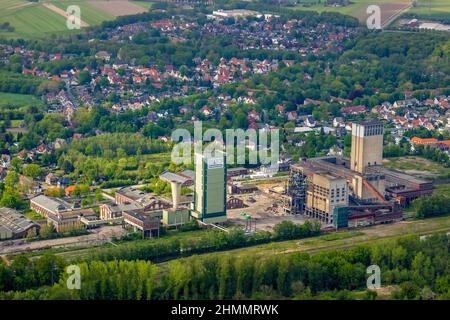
[286,111,298,121]
[341,105,366,115]
[305,116,316,127]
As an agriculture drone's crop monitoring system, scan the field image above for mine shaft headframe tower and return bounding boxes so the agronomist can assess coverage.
[350,121,384,174]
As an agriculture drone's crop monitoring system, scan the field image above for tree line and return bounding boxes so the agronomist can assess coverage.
[0,233,448,300]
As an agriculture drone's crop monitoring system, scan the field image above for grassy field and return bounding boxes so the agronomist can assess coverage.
[24,210,46,221]
[383,156,450,180]
[132,1,153,9]
[0,92,43,107]
[0,0,149,39]
[434,183,450,197]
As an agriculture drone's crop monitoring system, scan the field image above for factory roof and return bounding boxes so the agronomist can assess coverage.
[0,207,39,235]
[30,195,74,213]
[47,208,96,224]
[160,170,191,184]
[236,183,258,190]
[106,203,142,213]
[353,120,383,126]
[116,187,147,201]
[178,169,194,180]
[117,187,168,208]
[314,171,345,181]
[366,166,430,186]
[227,167,248,173]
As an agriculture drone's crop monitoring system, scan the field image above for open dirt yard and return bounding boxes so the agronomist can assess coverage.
[88,0,148,16]
[227,182,307,232]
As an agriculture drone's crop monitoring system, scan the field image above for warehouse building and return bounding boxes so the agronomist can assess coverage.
[100,202,142,220]
[115,186,171,211]
[305,172,348,224]
[30,195,96,232]
[0,207,40,240]
[122,210,161,238]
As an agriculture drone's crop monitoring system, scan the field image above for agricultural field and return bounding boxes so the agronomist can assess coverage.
[408,0,450,15]
[43,1,113,26]
[0,0,150,39]
[88,0,148,16]
[294,0,412,25]
[0,0,68,38]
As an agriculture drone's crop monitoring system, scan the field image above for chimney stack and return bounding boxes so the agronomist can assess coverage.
[170,181,182,209]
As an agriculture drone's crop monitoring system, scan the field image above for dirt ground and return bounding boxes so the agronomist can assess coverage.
[227,185,308,232]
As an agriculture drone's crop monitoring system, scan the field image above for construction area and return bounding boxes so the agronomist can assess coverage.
[227,186,305,232]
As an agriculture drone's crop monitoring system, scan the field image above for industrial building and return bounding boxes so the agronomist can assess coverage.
[211,9,262,19]
[0,207,40,240]
[114,186,172,211]
[99,202,142,220]
[191,150,227,224]
[30,195,97,232]
[305,172,348,224]
[97,148,229,234]
[160,170,194,187]
[227,183,258,194]
[121,210,161,238]
[285,121,432,229]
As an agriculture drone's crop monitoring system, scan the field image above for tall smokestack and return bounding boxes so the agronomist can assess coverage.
[171,181,182,209]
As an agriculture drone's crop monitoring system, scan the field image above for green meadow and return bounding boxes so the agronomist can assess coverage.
[0,92,43,108]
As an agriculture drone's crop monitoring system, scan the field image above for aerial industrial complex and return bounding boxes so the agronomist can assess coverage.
[0,121,436,241]
[285,121,433,229]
